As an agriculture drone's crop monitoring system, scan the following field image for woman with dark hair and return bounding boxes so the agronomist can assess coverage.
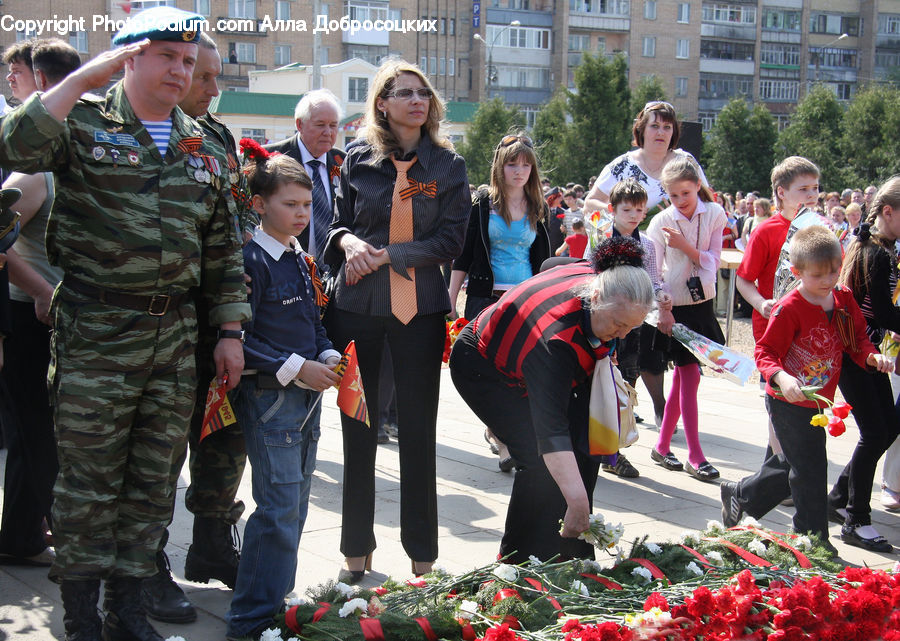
[323,59,470,582]
[583,101,709,431]
[449,237,654,563]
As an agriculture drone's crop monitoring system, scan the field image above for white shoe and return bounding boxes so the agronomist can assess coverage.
[881,486,900,511]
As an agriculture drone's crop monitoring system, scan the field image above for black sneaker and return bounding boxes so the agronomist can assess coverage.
[720,480,743,528]
[601,454,640,478]
[840,524,894,553]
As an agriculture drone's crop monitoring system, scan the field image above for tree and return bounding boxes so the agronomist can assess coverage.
[776,85,845,191]
[704,98,776,194]
[531,89,568,184]
[630,74,668,118]
[456,98,525,186]
[840,84,900,187]
[557,52,632,185]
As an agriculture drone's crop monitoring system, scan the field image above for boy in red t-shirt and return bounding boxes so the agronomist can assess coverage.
[556,219,588,259]
[736,156,821,342]
[721,226,892,546]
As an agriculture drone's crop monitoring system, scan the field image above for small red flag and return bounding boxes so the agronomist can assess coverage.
[334,340,370,427]
[199,375,237,442]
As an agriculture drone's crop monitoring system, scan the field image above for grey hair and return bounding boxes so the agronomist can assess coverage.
[577,265,654,313]
[198,32,218,50]
[294,88,343,123]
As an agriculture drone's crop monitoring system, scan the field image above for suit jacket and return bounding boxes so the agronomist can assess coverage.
[264,134,346,254]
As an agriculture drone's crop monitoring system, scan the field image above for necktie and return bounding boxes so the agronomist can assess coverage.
[389,155,418,324]
[307,159,331,257]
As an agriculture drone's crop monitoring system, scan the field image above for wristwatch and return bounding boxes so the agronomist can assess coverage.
[218,329,245,343]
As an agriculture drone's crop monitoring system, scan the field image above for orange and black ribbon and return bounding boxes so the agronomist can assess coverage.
[399,179,437,200]
[177,137,203,154]
[304,255,328,308]
[834,308,857,352]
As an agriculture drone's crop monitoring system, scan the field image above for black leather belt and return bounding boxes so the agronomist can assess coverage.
[63,276,191,316]
[249,373,285,389]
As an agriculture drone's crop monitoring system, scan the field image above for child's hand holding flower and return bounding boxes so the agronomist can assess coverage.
[867,352,894,374]
[772,371,806,404]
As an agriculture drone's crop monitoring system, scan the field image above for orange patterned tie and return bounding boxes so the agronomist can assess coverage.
[389,155,418,324]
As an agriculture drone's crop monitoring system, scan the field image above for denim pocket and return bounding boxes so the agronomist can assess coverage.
[257,389,285,424]
[263,428,304,485]
[301,425,321,479]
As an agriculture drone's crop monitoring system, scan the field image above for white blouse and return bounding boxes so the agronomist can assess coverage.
[596,148,709,211]
[646,199,727,307]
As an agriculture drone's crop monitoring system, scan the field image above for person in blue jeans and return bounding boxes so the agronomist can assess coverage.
[226,153,341,640]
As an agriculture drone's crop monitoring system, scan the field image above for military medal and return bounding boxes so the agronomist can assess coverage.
[109,148,121,166]
[194,168,206,182]
[92,146,106,160]
[127,151,140,166]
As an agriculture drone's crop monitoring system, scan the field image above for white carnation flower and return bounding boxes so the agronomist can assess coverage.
[571,580,590,597]
[458,600,479,620]
[582,559,604,572]
[641,607,672,626]
[631,566,653,583]
[334,581,356,598]
[165,637,187,641]
[680,530,699,546]
[706,520,725,533]
[740,515,761,527]
[338,598,368,618]
[747,539,767,557]
[259,629,284,641]
[685,561,703,576]
[527,555,543,566]
[492,564,519,582]
[706,551,724,564]
[645,543,663,556]
[794,536,812,550]
[286,596,308,606]
[431,563,450,576]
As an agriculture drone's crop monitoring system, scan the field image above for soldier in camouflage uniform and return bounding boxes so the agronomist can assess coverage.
[142,33,257,624]
[0,8,251,641]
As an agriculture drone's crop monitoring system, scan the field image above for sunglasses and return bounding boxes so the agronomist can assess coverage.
[389,87,434,100]
[498,134,534,149]
[644,100,674,111]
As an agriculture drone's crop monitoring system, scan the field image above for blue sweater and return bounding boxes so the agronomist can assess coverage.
[242,229,339,385]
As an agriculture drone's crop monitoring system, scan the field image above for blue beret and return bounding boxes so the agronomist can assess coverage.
[112,6,204,46]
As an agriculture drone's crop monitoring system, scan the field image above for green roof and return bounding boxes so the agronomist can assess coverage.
[210,92,302,116]
[209,93,480,124]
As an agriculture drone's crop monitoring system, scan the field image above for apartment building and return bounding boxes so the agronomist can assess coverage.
[2,1,900,132]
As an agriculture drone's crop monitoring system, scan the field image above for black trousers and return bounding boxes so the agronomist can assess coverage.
[0,300,58,557]
[327,309,444,562]
[828,355,900,525]
[449,327,596,563]
[736,396,828,539]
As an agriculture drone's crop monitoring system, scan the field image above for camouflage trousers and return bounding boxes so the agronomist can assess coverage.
[176,340,247,525]
[48,290,196,581]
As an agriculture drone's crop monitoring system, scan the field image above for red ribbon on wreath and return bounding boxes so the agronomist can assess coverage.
[360,618,385,641]
[493,588,522,604]
[416,616,438,641]
[461,623,477,640]
[628,558,670,583]
[679,544,715,568]
[524,577,564,611]
[580,572,624,590]
[729,526,812,568]
[284,605,303,634]
[702,537,772,567]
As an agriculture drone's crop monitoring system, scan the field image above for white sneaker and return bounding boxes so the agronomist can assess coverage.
[881,486,900,511]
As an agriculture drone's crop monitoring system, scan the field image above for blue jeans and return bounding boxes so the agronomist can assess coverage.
[226,380,320,638]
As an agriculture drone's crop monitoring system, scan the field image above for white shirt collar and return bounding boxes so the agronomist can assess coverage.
[673,198,707,223]
[252,226,302,261]
[296,136,327,166]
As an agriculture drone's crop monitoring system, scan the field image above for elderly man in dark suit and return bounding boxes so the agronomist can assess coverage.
[264,88,346,260]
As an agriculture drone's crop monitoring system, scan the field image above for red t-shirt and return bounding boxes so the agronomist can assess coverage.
[565,233,588,259]
[755,285,876,408]
[736,212,792,341]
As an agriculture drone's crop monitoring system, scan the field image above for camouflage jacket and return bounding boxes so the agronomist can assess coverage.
[0,82,250,326]
[198,112,258,237]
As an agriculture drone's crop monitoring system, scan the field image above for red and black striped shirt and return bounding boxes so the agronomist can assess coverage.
[472,262,610,385]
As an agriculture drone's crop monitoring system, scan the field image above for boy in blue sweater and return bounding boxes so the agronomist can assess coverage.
[226,154,341,640]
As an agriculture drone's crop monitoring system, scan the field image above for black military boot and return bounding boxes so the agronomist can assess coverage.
[184,516,240,589]
[60,579,102,641]
[102,577,164,641]
[141,545,197,623]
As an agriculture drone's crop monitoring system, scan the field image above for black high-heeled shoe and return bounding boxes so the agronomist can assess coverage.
[337,553,372,584]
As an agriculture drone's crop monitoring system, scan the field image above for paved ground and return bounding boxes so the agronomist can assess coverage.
[2,317,899,640]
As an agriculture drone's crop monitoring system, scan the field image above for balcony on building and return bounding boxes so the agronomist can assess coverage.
[567,0,630,31]
[343,0,390,46]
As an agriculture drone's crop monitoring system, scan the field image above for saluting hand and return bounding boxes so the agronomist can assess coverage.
[72,40,151,91]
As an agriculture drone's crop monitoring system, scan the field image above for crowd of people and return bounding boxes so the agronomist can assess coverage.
[1,6,900,641]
